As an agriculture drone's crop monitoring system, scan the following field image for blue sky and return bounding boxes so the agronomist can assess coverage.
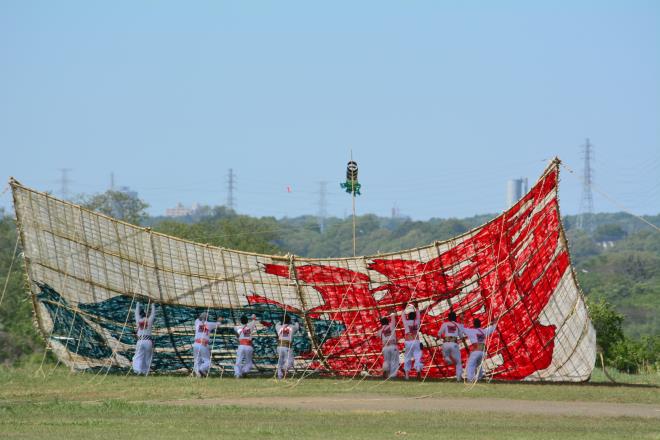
[1,1,658,220]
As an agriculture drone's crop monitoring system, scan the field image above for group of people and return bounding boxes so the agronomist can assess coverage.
[380,306,496,382]
[132,303,496,382]
[132,304,300,379]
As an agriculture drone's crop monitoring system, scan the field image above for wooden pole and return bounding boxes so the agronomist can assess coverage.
[352,188,356,257]
[349,149,357,257]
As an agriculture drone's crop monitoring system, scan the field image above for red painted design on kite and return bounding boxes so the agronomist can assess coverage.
[265,169,561,379]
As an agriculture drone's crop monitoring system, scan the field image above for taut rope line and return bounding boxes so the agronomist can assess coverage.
[0,235,19,308]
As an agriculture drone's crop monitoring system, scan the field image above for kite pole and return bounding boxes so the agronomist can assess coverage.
[352,184,356,257]
[341,152,361,257]
[350,150,356,257]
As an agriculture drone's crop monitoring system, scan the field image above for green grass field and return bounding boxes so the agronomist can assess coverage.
[1,362,658,439]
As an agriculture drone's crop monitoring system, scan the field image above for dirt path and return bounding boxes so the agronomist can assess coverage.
[155,394,660,418]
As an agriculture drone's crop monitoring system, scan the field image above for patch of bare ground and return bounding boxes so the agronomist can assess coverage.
[152,394,660,418]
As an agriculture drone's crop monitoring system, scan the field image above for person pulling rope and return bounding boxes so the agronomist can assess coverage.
[402,305,424,380]
[133,302,156,375]
[462,318,497,382]
[276,314,300,379]
[234,314,258,378]
[437,310,466,382]
[193,312,222,377]
[378,312,399,379]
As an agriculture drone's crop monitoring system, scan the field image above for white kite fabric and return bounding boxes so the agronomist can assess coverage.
[10,159,596,381]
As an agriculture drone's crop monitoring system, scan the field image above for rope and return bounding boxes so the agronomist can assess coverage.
[44,216,82,379]
[11,160,596,384]
[286,261,357,387]
[203,308,216,379]
[94,294,137,383]
[409,161,556,397]
[0,235,19,308]
[417,162,555,390]
[202,244,229,379]
[123,303,140,379]
[285,258,385,387]
[560,162,659,232]
[92,223,142,384]
[469,164,551,389]
[318,197,539,392]
[351,254,447,392]
[69,325,85,376]
[35,292,65,378]
[465,212,507,391]
[360,262,433,390]
[477,162,562,387]
[336,259,393,386]
[599,351,617,383]
[48,293,82,377]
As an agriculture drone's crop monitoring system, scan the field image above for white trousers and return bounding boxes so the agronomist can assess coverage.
[403,340,423,374]
[466,350,485,381]
[235,345,254,378]
[382,345,400,378]
[276,346,294,379]
[193,343,212,375]
[132,339,153,375]
[442,342,462,381]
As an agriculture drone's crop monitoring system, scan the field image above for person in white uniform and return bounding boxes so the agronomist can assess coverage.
[132,302,156,375]
[275,315,299,379]
[234,314,258,378]
[402,306,423,380]
[437,310,465,382]
[463,318,497,382]
[378,312,399,379]
[193,312,222,377]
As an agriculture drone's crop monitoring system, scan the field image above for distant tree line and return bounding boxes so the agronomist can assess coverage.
[0,190,657,374]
